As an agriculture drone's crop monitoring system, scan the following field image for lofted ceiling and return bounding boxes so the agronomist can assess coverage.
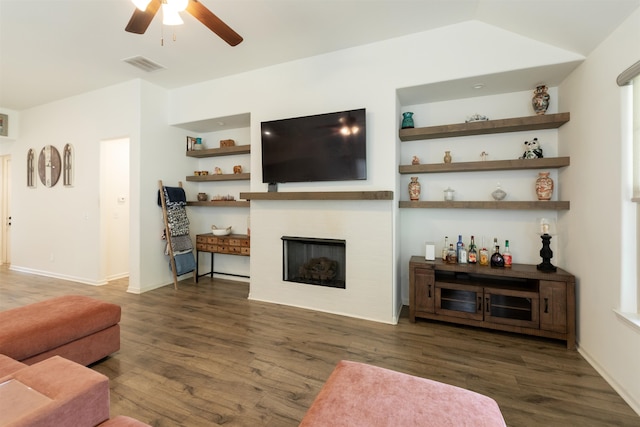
[0,0,639,111]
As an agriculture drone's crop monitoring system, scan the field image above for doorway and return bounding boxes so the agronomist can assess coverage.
[0,155,10,265]
[100,138,130,281]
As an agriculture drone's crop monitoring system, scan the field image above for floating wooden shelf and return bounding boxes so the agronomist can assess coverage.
[399,157,570,174]
[186,173,250,182]
[399,200,570,210]
[186,145,251,158]
[187,201,250,207]
[399,112,570,141]
[240,191,394,201]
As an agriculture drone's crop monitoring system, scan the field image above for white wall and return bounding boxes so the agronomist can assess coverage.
[7,79,191,293]
[167,21,585,323]
[9,81,140,285]
[560,8,640,414]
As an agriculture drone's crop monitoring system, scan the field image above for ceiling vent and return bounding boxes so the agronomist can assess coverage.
[122,56,166,73]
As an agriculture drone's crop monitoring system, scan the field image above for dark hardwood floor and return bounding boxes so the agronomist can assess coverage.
[1,265,639,426]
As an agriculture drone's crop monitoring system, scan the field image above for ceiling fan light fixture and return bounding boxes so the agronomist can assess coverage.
[131,0,152,11]
[162,2,184,25]
[167,0,189,12]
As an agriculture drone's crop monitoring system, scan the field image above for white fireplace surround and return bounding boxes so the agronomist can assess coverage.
[248,198,396,324]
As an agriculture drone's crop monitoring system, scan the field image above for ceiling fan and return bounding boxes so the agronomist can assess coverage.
[125,0,243,46]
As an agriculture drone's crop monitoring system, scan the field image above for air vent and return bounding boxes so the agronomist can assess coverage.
[122,56,166,73]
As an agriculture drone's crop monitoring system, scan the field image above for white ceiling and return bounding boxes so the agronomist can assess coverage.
[1,0,639,111]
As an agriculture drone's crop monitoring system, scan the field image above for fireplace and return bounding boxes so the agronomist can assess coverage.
[282,236,346,288]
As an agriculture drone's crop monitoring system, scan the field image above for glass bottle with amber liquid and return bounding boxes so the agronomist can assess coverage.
[446,244,457,264]
[479,237,489,266]
[503,240,512,268]
[442,236,449,261]
[468,235,477,264]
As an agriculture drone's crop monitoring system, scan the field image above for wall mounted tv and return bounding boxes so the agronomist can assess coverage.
[261,108,366,184]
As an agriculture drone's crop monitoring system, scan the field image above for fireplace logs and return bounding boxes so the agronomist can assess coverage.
[299,257,337,282]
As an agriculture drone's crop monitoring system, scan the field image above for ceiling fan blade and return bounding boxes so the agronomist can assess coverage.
[186,0,243,46]
[125,0,162,34]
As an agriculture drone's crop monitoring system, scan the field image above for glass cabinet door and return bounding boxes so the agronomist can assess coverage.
[484,287,539,328]
[435,282,483,321]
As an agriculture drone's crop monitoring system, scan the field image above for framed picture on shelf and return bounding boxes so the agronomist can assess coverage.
[186,136,197,151]
[0,114,7,137]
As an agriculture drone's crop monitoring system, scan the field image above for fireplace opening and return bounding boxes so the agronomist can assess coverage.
[282,236,346,288]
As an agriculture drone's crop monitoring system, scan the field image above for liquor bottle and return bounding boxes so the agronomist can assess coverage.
[456,235,463,260]
[447,244,457,264]
[442,236,449,261]
[468,235,477,264]
[479,237,489,266]
[503,240,512,268]
[492,237,498,253]
[490,244,505,267]
[458,243,467,264]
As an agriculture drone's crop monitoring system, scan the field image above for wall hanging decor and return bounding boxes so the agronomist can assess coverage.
[63,143,73,186]
[27,148,36,188]
[38,145,61,187]
[0,114,8,137]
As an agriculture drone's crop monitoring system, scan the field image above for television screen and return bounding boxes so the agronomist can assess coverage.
[261,108,366,184]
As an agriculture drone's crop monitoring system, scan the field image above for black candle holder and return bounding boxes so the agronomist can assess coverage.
[537,233,557,272]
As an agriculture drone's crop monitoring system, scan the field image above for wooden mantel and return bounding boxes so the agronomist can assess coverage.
[239,191,394,201]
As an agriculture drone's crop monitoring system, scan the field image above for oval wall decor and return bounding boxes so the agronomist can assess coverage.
[38,145,62,187]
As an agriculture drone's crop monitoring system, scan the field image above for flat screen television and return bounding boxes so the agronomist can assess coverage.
[261,108,366,184]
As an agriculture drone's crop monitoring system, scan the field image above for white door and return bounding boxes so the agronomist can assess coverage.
[1,155,10,265]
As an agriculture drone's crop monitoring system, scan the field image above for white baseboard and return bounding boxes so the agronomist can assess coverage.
[9,265,107,286]
[578,345,640,416]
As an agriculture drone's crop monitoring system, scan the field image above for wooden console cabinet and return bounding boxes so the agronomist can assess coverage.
[195,233,250,282]
[409,256,576,349]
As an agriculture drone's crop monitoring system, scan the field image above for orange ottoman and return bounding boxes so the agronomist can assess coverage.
[299,360,506,427]
[0,295,121,366]
[0,355,110,427]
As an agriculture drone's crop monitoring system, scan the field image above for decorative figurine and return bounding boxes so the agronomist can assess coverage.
[521,138,543,159]
[214,167,222,174]
[465,114,489,123]
[233,165,243,174]
[411,155,420,165]
[480,151,489,161]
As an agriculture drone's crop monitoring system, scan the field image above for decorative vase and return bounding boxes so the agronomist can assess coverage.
[532,85,550,115]
[443,187,455,201]
[491,184,507,201]
[535,172,554,200]
[401,112,414,129]
[408,177,421,201]
[443,151,452,163]
[197,192,208,201]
